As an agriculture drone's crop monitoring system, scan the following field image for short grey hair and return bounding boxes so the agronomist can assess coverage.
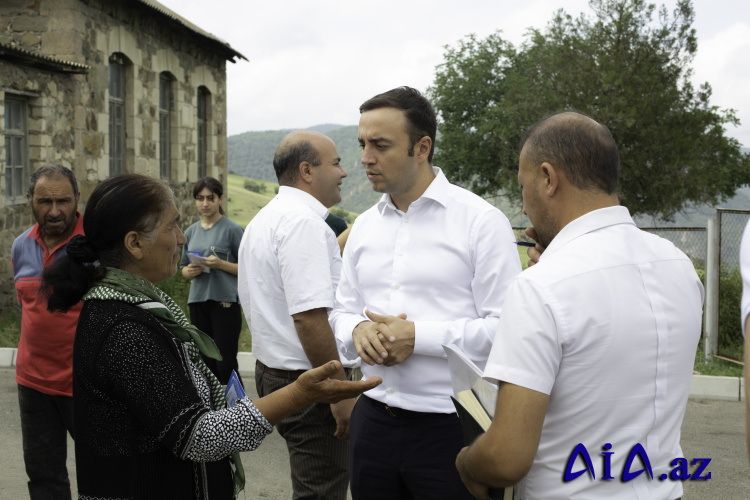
[28,163,79,199]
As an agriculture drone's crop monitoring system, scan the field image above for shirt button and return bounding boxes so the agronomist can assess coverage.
[394,283,400,289]
[398,251,404,256]
[405,218,410,223]
[388,387,395,393]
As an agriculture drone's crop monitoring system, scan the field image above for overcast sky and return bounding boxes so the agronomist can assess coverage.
[158,0,750,147]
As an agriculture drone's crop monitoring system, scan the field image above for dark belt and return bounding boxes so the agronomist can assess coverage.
[363,395,444,419]
[256,360,306,380]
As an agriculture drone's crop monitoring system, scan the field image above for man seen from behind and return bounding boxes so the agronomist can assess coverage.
[456,111,704,499]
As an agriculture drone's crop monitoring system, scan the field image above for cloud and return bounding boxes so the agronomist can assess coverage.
[693,22,750,146]
[160,0,749,147]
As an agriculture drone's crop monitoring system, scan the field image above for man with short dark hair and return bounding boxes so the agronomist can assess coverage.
[12,163,84,499]
[238,130,356,500]
[330,87,521,499]
[456,111,703,499]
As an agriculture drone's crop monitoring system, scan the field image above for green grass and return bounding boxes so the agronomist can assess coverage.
[694,345,744,377]
[0,308,21,349]
[226,173,277,228]
[518,246,531,269]
[224,173,358,229]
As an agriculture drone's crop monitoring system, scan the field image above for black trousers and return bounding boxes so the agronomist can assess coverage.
[188,300,242,386]
[18,384,75,500]
[349,395,475,500]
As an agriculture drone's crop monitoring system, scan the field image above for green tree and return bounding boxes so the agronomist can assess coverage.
[429,0,750,219]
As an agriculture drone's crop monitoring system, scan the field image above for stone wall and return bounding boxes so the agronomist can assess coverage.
[0,0,233,311]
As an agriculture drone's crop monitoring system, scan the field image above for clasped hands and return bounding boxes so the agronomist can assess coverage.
[353,309,415,366]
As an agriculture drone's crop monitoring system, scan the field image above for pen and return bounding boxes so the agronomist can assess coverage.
[514,241,536,247]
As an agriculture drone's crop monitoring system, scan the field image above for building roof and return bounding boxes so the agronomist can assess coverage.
[134,0,248,62]
[0,43,90,73]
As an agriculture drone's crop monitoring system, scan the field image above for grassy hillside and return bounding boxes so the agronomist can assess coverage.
[225,174,278,227]
[228,125,381,214]
[224,173,359,228]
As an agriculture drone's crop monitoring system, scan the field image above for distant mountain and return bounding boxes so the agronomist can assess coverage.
[307,124,347,133]
[228,124,380,214]
[228,129,289,183]
[492,186,750,229]
[229,130,750,223]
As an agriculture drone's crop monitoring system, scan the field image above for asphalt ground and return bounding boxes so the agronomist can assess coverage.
[0,366,748,499]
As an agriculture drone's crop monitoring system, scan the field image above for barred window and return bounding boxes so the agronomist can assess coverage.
[4,95,27,204]
[197,87,210,178]
[109,55,126,176]
[159,73,174,180]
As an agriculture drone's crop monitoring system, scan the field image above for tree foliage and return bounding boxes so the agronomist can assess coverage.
[429,0,750,219]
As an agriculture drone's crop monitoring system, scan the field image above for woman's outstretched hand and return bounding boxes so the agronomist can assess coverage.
[254,361,382,425]
[293,361,382,405]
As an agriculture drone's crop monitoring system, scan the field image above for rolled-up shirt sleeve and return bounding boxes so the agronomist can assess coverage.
[483,277,561,395]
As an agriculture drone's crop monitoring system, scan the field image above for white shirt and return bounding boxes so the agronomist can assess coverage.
[238,186,348,370]
[484,206,704,500]
[740,220,750,336]
[330,168,521,413]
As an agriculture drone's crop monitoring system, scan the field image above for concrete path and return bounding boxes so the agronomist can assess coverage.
[0,366,748,499]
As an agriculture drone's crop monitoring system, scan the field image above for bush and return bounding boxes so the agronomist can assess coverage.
[156,273,191,315]
[329,206,353,224]
[243,179,267,194]
[0,308,21,348]
[157,272,252,351]
[718,266,744,359]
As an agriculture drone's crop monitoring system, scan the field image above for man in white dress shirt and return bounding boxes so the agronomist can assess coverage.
[237,130,355,500]
[456,111,704,500]
[329,86,521,500]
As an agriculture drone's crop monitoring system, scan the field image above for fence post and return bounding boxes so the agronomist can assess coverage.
[704,218,719,362]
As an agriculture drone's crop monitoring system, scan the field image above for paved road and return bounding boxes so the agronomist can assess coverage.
[0,366,748,498]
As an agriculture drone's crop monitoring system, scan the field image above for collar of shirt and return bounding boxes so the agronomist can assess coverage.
[277,186,328,220]
[376,167,449,215]
[540,205,635,262]
[28,210,85,255]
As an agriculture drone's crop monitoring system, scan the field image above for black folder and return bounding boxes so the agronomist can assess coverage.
[452,397,508,500]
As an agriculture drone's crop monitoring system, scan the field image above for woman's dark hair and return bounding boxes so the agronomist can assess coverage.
[42,174,174,312]
[193,176,225,215]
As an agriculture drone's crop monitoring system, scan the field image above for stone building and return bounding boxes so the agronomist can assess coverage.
[0,0,246,308]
